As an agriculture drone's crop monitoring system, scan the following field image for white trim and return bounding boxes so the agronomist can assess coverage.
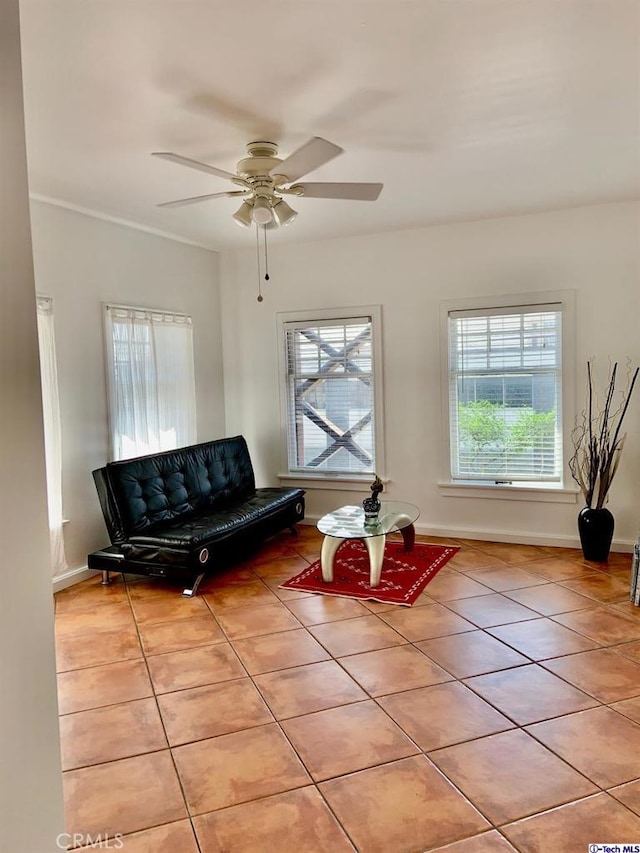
[439,288,577,492]
[30,193,217,252]
[276,305,386,481]
[278,473,381,491]
[438,481,579,503]
[298,517,633,552]
[52,565,94,593]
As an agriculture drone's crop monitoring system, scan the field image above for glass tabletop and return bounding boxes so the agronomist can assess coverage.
[317,501,420,540]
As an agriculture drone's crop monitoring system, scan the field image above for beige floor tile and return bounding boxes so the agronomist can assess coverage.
[214,602,302,639]
[487,618,599,660]
[146,643,245,694]
[56,625,142,672]
[263,575,313,601]
[59,697,167,770]
[447,550,506,571]
[445,593,541,628]
[552,606,640,644]
[610,602,640,621]
[252,554,311,579]
[429,831,517,852]
[232,628,330,675]
[157,678,273,745]
[421,573,495,602]
[253,660,366,719]
[137,615,226,656]
[379,682,513,751]
[339,644,453,696]
[379,602,475,642]
[464,664,598,725]
[281,700,419,780]
[526,706,640,787]
[307,614,406,657]
[416,631,530,679]
[502,793,640,852]
[55,603,136,637]
[203,579,280,612]
[464,566,549,592]
[430,729,597,824]
[173,723,310,814]
[609,779,640,816]
[470,542,551,564]
[613,639,640,664]
[609,695,640,724]
[284,595,371,625]
[503,583,596,616]
[193,787,354,853]
[63,751,186,839]
[319,755,489,853]
[104,820,199,853]
[559,573,630,604]
[542,648,640,702]
[57,660,152,715]
[55,577,129,613]
[130,594,211,625]
[497,556,592,581]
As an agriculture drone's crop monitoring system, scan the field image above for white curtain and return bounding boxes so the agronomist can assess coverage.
[36,296,69,576]
[104,305,197,461]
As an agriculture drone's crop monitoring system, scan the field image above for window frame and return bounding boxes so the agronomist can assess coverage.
[439,290,578,503]
[277,305,385,489]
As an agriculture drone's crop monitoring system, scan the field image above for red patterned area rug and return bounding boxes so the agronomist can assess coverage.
[280,540,460,607]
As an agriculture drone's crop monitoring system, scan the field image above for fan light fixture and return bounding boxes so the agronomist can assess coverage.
[153,137,384,301]
[272,198,298,227]
[251,196,273,225]
[232,200,253,228]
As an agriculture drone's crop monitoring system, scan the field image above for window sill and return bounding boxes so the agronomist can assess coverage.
[438,481,579,503]
[278,473,385,492]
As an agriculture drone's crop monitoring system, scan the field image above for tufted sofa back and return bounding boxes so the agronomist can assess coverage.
[93,436,256,542]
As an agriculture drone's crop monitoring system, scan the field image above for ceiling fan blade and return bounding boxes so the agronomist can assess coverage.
[294,182,383,201]
[152,151,238,182]
[275,137,343,182]
[157,190,247,208]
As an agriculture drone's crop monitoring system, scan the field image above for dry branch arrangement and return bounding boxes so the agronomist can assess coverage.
[569,360,639,509]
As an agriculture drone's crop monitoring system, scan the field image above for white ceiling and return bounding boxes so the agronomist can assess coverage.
[18,0,640,251]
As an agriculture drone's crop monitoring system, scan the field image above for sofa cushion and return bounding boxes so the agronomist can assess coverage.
[120,487,304,565]
[104,436,256,536]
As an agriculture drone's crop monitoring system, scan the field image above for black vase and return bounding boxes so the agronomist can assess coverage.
[578,506,615,562]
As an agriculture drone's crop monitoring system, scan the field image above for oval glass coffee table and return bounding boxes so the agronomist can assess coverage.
[317,501,420,588]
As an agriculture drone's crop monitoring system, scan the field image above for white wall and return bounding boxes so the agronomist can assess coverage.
[0,0,65,848]
[220,201,640,548]
[29,202,224,574]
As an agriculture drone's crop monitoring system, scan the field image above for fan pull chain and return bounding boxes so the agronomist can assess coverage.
[263,225,270,281]
[255,224,263,303]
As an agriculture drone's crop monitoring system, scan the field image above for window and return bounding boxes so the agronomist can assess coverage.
[445,297,571,486]
[279,308,383,480]
[104,304,196,461]
[36,295,68,576]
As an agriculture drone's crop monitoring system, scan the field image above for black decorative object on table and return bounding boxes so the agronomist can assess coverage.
[569,360,638,562]
[362,474,384,522]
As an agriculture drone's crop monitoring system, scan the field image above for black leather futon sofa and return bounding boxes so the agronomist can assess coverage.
[88,435,305,595]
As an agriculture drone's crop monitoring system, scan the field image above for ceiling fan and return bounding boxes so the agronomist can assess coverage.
[152,137,383,228]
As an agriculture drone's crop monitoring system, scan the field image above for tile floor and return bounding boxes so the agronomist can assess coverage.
[54,527,640,852]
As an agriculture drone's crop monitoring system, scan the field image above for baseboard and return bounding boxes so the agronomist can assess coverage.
[300,517,634,553]
[52,565,94,593]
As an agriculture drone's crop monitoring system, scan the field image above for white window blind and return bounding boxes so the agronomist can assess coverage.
[448,303,563,482]
[284,317,376,475]
[104,305,197,461]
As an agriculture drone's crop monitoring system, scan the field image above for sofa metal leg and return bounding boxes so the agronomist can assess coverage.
[182,572,205,598]
[289,525,299,535]
[101,570,112,586]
